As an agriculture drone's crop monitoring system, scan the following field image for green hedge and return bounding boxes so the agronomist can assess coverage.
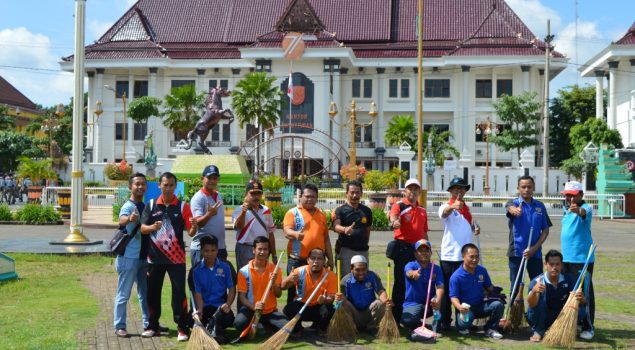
[14,204,60,223]
[371,208,390,230]
[0,204,13,221]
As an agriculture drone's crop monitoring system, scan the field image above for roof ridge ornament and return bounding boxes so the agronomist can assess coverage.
[275,0,325,33]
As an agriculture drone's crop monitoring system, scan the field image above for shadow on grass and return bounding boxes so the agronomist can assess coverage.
[592,328,635,349]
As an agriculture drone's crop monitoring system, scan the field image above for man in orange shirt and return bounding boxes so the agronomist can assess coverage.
[234,236,288,334]
[283,183,333,302]
[387,178,429,320]
[282,248,337,336]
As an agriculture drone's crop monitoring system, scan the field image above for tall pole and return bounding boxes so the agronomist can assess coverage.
[484,120,491,195]
[542,20,552,196]
[349,100,357,178]
[416,0,424,202]
[122,92,127,161]
[64,0,89,243]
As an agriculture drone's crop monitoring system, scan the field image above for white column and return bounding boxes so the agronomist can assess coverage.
[148,67,159,156]
[461,66,470,155]
[197,69,206,92]
[94,69,104,162]
[125,73,136,161]
[521,65,530,93]
[230,69,241,147]
[334,68,345,169]
[608,61,619,129]
[491,69,499,168]
[375,68,385,148]
[86,72,94,154]
[595,70,605,119]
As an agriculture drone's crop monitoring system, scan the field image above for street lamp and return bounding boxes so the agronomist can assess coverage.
[580,142,599,191]
[41,104,64,159]
[329,100,377,179]
[424,132,436,190]
[475,117,500,195]
[104,85,127,161]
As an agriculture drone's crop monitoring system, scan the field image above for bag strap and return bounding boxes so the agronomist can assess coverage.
[249,206,269,232]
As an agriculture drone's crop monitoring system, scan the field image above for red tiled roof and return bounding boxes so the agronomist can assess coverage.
[615,22,635,45]
[74,0,558,61]
[0,75,39,110]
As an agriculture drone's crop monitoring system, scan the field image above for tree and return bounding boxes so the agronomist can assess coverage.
[0,105,15,130]
[161,84,205,135]
[423,126,460,166]
[231,72,285,134]
[550,85,601,167]
[128,96,162,123]
[490,91,542,161]
[385,114,416,148]
[0,131,46,172]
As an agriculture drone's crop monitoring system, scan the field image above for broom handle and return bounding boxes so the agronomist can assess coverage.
[387,262,391,298]
[422,261,435,323]
[298,271,330,315]
[506,256,526,316]
[517,227,534,291]
[572,244,596,291]
[337,259,341,294]
[260,252,286,304]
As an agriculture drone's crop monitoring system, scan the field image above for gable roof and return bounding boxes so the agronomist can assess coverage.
[70,0,561,61]
[0,75,39,112]
[615,22,635,45]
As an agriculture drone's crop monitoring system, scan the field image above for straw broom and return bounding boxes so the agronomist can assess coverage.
[505,227,534,332]
[543,244,596,348]
[378,262,400,343]
[258,271,330,350]
[187,313,221,350]
[327,259,357,342]
[501,257,526,332]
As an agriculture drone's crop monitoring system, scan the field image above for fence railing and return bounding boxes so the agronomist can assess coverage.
[44,187,124,208]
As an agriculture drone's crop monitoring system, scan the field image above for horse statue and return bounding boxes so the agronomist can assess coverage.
[185,87,234,153]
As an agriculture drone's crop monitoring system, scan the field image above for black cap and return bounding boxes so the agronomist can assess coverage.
[246,180,263,192]
[447,177,470,191]
[202,165,220,177]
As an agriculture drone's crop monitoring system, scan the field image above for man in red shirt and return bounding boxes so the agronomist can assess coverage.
[387,178,429,320]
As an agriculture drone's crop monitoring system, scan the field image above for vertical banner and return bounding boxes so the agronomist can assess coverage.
[281,72,314,134]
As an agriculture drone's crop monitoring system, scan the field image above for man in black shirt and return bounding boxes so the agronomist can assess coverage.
[333,180,373,267]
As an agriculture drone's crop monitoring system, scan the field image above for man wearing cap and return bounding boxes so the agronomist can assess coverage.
[401,239,444,332]
[233,179,277,271]
[388,178,429,320]
[560,180,595,340]
[332,180,373,268]
[335,255,390,334]
[438,177,478,330]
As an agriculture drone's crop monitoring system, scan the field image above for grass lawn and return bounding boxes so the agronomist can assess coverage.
[1,249,634,349]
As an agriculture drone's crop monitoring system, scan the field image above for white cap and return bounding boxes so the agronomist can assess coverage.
[350,255,368,265]
[561,181,583,195]
[404,178,421,189]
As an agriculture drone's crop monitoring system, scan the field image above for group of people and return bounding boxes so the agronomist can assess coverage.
[112,165,596,345]
[0,174,29,204]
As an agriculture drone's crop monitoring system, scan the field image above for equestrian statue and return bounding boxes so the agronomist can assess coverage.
[185,87,234,153]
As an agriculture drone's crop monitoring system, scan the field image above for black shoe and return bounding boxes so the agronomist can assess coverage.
[158,325,169,333]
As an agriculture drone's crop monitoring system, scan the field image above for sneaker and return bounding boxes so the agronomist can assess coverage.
[141,329,156,338]
[580,329,594,340]
[177,331,189,342]
[486,329,503,339]
[458,328,470,336]
[115,329,128,338]
[158,324,169,333]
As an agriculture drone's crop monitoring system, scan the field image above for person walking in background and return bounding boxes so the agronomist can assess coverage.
[387,178,428,321]
[332,180,373,267]
[113,172,149,338]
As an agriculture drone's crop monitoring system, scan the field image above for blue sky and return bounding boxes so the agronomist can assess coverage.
[0,0,632,107]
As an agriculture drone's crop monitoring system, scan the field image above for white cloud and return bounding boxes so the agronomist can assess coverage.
[88,19,114,42]
[554,21,604,65]
[505,0,562,36]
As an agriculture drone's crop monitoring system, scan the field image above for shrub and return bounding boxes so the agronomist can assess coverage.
[370,208,390,230]
[0,204,13,221]
[84,181,104,187]
[15,204,60,223]
[103,161,132,180]
[261,175,285,192]
[364,170,390,192]
[271,205,291,228]
[112,203,122,223]
[322,209,333,228]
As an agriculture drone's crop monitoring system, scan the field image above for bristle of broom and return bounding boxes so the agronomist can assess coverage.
[505,300,525,333]
[377,303,400,343]
[543,294,580,349]
[257,316,300,350]
[187,324,222,350]
[326,306,358,343]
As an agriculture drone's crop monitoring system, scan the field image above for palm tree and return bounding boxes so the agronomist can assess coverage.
[161,84,205,138]
[385,114,416,148]
[423,126,460,166]
[231,72,285,174]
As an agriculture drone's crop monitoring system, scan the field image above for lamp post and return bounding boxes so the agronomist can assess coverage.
[329,100,377,179]
[104,85,127,161]
[475,117,500,195]
[42,104,63,159]
[424,132,436,190]
[580,142,599,191]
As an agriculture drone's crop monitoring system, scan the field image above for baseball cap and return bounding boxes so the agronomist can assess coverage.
[561,181,583,195]
[404,178,421,189]
[246,180,263,193]
[350,255,368,265]
[447,177,470,191]
[202,165,220,177]
[414,239,432,251]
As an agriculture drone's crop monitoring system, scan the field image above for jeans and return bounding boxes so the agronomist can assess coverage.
[234,306,289,332]
[508,256,543,299]
[189,248,237,313]
[341,299,385,331]
[200,305,235,336]
[525,293,587,336]
[283,300,334,332]
[454,300,504,331]
[390,240,415,321]
[401,303,438,330]
[440,260,462,327]
[113,256,149,330]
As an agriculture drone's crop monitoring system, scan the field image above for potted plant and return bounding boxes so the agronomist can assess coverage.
[261,174,285,208]
[339,164,366,187]
[386,167,408,205]
[16,157,57,204]
[363,170,390,209]
[103,160,133,187]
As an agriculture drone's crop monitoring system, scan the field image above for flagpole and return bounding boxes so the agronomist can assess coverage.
[287,66,293,180]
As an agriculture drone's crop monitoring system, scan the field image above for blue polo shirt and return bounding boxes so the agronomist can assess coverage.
[193,258,233,307]
[404,261,444,307]
[506,198,551,258]
[341,271,385,310]
[449,265,492,307]
[528,273,574,313]
[561,202,594,263]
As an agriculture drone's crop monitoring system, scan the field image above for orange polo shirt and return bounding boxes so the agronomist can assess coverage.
[291,266,337,306]
[237,260,282,315]
[283,206,329,259]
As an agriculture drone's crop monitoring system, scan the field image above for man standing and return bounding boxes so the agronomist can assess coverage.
[450,243,504,339]
[335,255,389,334]
[332,180,373,267]
[113,173,149,338]
[283,184,333,302]
[190,165,226,267]
[560,180,595,340]
[438,177,477,330]
[140,172,197,341]
[388,178,428,321]
[505,175,551,294]
[232,179,277,270]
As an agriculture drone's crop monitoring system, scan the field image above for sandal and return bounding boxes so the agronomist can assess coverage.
[529,332,542,342]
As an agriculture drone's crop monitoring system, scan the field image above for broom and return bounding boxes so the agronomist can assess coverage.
[543,244,596,348]
[378,262,400,343]
[413,260,438,340]
[187,312,222,350]
[326,259,357,342]
[257,270,330,350]
[504,227,534,332]
[234,252,286,342]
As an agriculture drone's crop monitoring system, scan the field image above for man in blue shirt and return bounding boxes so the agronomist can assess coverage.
[560,180,595,340]
[505,175,552,292]
[525,249,587,343]
[335,255,390,334]
[192,235,235,344]
[401,239,444,331]
[450,243,504,339]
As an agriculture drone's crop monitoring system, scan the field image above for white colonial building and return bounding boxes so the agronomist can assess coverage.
[60,0,570,194]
